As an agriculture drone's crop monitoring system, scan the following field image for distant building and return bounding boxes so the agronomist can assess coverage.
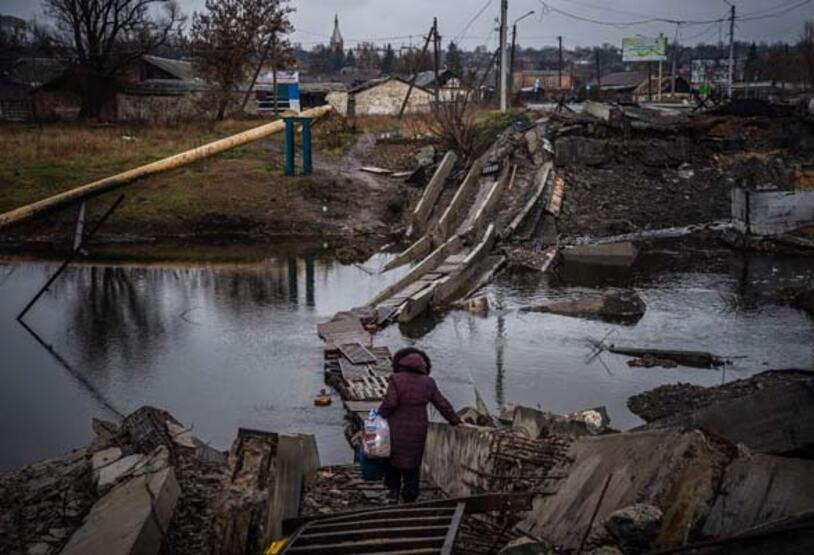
[592,71,647,102]
[632,76,691,103]
[330,14,344,54]
[512,70,573,94]
[0,57,67,121]
[327,76,432,116]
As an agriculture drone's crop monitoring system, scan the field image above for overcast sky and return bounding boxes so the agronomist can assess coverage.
[5,0,813,49]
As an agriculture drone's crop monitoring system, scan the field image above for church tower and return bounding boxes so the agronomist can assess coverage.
[329,14,344,53]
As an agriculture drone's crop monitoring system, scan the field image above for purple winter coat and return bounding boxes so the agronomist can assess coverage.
[378,348,460,469]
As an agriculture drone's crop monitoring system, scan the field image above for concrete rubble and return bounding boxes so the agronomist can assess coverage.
[0,407,319,555]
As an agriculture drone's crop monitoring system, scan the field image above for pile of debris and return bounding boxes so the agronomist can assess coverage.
[0,407,319,555]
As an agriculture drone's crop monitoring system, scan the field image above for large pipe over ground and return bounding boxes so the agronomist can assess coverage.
[0,104,333,230]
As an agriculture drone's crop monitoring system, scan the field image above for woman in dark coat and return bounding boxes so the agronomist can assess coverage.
[378,347,461,502]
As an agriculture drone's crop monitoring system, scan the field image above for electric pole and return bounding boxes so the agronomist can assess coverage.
[499,0,508,112]
[595,48,601,100]
[432,17,440,104]
[558,35,563,90]
[509,11,534,101]
[728,3,735,99]
[510,23,517,99]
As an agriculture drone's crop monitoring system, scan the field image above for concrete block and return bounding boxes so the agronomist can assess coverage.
[62,467,180,555]
[96,454,144,492]
[265,433,321,542]
[561,241,638,267]
[704,452,814,538]
[92,447,122,470]
[519,429,729,551]
[555,136,610,167]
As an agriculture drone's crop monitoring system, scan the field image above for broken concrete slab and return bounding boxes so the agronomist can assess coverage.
[703,451,814,539]
[627,369,814,423]
[645,378,814,455]
[555,137,610,167]
[409,150,457,236]
[95,454,144,493]
[518,429,729,551]
[265,433,320,542]
[91,447,122,470]
[520,290,645,325]
[422,423,497,498]
[732,187,814,236]
[561,241,638,267]
[62,467,180,555]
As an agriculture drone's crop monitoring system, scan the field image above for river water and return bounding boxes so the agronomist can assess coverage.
[1,241,812,470]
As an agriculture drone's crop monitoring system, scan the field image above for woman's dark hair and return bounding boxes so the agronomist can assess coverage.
[392,347,432,374]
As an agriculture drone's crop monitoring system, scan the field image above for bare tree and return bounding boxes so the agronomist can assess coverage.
[41,0,184,119]
[191,0,293,120]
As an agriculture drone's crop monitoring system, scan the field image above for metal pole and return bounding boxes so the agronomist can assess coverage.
[433,18,440,105]
[728,4,735,99]
[499,0,509,112]
[558,36,563,90]
[648,62,652,101]
[658,34,663,101]
[284,118,295,176]
[301,118,312,175]
[595,49,601,100]
[73,202,86,251]
[398,23,435,118]
[510,23,517,99]
[17,194,125,321]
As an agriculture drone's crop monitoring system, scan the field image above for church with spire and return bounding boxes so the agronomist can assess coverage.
[329,14,344,54]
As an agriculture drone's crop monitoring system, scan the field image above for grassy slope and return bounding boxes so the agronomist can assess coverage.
[0,115,361,241]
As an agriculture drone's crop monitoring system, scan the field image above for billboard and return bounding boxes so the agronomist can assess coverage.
[622,37,667,62]
[690,59,731,85]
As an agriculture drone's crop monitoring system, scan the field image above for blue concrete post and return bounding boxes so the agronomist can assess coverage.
[301,118,312,176]
[284,118,295,176]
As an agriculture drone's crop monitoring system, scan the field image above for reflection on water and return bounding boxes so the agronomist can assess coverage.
[0,250,408,471]
[0,241,812,471]
[384,244,813,430]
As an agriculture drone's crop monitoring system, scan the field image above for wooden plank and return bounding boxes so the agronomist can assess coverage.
[547,175,565,216]
[382,235,433,272]
[441,503,465,555]
[343,401,380,414]
[368,233,463,307]
[409,150,458,236]
[435,160,484,241]
[339,358,371,380]
[503,162,553,240]
[338,343,377,365]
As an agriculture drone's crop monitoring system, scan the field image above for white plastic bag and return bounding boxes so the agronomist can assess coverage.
[362,409,391,458]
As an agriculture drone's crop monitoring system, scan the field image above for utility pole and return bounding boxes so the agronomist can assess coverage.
[398,21,435,118]
[558,35,563,90]
[728,2,735,99]
[432,18,440,104]
[595,48,601,100]
[509,11,534,100]
[510,23,517,99]
[499,0,509,112]
[658,33,663,101]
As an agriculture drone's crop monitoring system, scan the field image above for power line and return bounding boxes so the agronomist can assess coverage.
[455,0,495,44]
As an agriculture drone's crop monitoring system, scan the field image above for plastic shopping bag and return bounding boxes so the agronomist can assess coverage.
[362,409,391,459]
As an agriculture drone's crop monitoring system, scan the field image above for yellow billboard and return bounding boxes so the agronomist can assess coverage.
[622,37,667,62]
